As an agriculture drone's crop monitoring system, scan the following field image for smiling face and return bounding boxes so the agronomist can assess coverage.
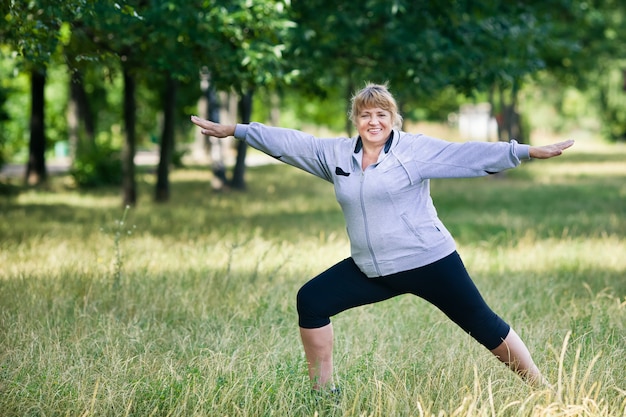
[350,84,403,144]
[356,107,393,147]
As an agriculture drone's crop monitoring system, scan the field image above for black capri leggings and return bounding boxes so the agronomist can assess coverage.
[296,251,510,350]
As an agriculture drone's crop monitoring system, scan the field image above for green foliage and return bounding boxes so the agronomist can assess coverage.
[69,140,122,187]
[1,0,625,177]
[43,61,70,145]
[275,88,347,131]
[529,0,626,142]
[0,86,9,168]
[597,65,626,141]
[405,86,464,122]
[193,0,295,93]
[286,1,569,109]
[2,0,88,67]
[0,48,29,163]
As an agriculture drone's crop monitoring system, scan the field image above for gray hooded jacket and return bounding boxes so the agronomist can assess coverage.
[234,123,530,278]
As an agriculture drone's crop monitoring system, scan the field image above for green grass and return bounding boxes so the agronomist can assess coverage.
[0,138,625,416]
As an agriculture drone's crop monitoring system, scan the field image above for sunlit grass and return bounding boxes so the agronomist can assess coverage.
[0,138,624,416]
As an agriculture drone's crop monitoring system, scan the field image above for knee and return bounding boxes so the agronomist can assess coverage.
[296,283,330,329]
[296,283,315,316]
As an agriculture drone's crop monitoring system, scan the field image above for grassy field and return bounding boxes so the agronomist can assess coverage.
[0,136,624,416]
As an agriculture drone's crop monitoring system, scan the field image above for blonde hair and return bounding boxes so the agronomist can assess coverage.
[349,82,403,129]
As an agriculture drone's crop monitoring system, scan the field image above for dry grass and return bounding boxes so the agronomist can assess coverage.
[0,137,624,416]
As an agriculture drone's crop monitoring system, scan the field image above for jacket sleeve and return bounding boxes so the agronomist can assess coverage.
[234,122,336,182]
[412,135,531,179]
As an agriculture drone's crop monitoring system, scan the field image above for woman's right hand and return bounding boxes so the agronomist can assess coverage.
[190,115,236,138]
[528,139,575,159]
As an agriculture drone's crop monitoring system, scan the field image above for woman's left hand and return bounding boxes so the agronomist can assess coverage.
[529,139,575,159]
[190,116,236,138]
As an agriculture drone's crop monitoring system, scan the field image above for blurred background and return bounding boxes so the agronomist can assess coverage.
[1,0,624,203]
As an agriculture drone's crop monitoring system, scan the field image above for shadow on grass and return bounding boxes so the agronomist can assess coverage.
[1,161,624,243]
[433,175,625,242]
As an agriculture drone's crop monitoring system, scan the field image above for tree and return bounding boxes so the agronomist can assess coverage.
[155,75,177,201]
[0,65,10,169]
[67,70,96,160]
[192,0,294,190]
[70,1,182,205]
[120,63,137,205]
[231,90,252,189]
[196,68,228,191]
[121,0,213,202]
[65,26,98,160]
[26,68,46,185]
[537,0,626,141]
[66,0,293,200]
[3,0,84,185]
[286,0,585,142]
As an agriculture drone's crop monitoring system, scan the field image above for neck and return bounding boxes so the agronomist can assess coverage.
[354,131,394,155]
[362,142,384,156]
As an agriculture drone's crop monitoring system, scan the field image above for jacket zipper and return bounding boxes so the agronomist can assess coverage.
[360,170,381,276]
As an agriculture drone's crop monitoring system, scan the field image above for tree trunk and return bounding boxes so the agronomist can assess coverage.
[231,90,253,190]
[195,69,227,189]
[487,84,498,142]
[345,80,354,137]
[269,92,281,126]
[193,68,210,162]
[497,82,526,144]
[67,69,95,161]
[68,70,96,161]
[25,68,47,186]
[67,75,79,160]
[155,75,177,202]
[208,82,227,190]
[121,66,137,206]
[496,86,505,142]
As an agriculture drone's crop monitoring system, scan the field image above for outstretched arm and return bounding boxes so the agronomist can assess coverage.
[190,115,338,182]
[529,139,575,159]
[190,115,235,138]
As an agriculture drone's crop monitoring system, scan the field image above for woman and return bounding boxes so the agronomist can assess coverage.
[191,83,573,391]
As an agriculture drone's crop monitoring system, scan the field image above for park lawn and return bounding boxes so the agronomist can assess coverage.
[0,138,624,416]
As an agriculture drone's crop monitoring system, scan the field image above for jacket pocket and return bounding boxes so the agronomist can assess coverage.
[400,215,445,248]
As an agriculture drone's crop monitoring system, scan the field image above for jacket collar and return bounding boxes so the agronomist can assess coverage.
[354,130,395,154]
